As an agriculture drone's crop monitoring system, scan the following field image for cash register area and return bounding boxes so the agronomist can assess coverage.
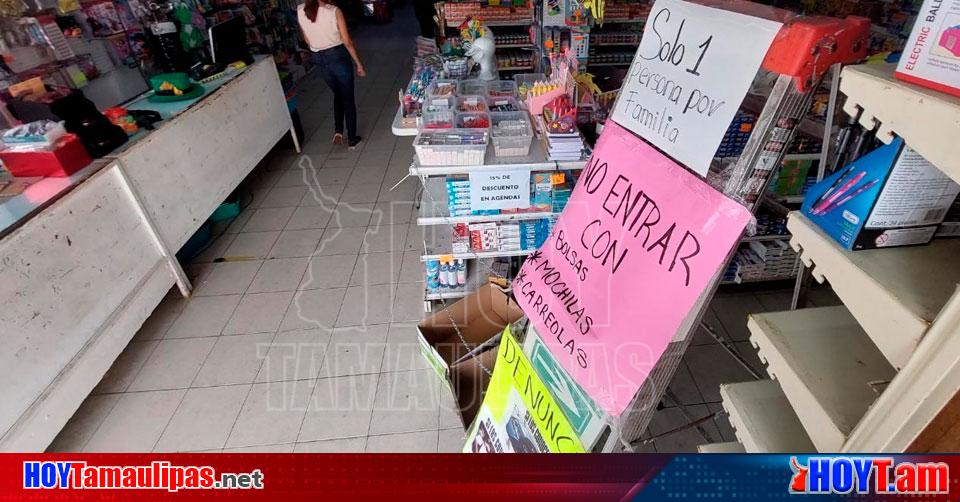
[41,7,840,454]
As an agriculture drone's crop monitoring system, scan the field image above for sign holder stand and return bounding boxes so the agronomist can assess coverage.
[407,6,871,453]
[611,13,871,449]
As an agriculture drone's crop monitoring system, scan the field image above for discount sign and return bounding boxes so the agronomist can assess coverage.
[610,0,782,175]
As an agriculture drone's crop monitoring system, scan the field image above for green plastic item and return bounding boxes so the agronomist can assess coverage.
[149,72,191,93]
[210,200,240,222]
[148,83,205,102]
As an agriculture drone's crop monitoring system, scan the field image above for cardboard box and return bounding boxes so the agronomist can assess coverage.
[802,138,960,249]
[895,0,960,97]
[417,283,525,428]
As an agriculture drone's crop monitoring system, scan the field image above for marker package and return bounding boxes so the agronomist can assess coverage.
[802,138,960,250]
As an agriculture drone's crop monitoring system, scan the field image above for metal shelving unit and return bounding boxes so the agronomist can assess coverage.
[418,178,561,225]
[409,139,586,306]
[409,140,587,177]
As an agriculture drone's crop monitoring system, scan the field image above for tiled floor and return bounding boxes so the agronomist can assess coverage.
[47,6,841,454]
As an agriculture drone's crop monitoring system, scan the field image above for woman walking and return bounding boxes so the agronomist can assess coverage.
[298,0,366,149]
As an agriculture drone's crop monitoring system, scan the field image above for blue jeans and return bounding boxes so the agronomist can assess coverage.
[311,45,358,141]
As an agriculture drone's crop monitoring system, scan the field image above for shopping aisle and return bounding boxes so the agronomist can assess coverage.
[46,6,840,453]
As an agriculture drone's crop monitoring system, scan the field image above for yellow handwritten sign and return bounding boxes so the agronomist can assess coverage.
[464,326,585,453]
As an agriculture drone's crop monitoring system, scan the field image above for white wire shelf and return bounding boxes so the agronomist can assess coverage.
[417,177,561,226]
[409,139,587,177]
[423,258,494,301]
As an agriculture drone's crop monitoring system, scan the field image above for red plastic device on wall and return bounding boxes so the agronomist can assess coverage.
[762,15,872,92]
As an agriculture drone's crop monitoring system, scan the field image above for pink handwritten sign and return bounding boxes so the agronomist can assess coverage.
[512,121,751,416]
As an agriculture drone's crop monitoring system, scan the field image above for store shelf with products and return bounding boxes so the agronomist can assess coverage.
[720,380,817,453]
[787,212,960,369]
[417,177,561,225]
[838,63,960,184]
[748,306,897,452]
[424,258,494,301]
[421,232,535,261]
[409,139,587,177]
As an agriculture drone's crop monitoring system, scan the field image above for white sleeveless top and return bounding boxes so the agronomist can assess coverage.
[297,3,342,51]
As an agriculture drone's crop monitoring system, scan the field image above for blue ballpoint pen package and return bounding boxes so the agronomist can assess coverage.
[802,138,960,250]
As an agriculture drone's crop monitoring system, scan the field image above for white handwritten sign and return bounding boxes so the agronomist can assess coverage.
[610,0,782,175]
[469,169,530,210]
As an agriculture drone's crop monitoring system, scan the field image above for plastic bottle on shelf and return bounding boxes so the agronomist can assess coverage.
[456,259,467,287]
[438,258,449,288]
[425,259,440,290]
[446,257,459,288]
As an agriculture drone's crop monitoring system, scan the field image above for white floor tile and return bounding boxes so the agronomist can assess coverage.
[391,281,425,323]
[247,257,309,293]
[193,261,262,297]
[298,373,377,442]
[320,324,389,377]
[438,428,466,453]
[347,167,386,186]
[361,225,407,254]
[84,389,186,452]
[316,227,366,255]
[299,254,358,290]
[164,294,241,339]
[128,337,217,391]
[349,252,402,286]
[329,202,375,227]
[256,328,332,383]
[339,183,382,204]
[224,231,280,260]
[382,324,429,373]
[222,443,295,453]
[398,250,424,283]
[223,291,295,335]
[365,430,438,453]
[194,333,275,387]
[294,437,366,452]
[242,207,296,232]
[154,384,249,452]
[260,186,309,208]
[373,201,413,226]
[225,379,315,448]
[369,369,441,435]
[336,284,395,327]
[285,205,334,230]
[312,167,353,186]
[269,229,325,259]
[281,288,346,331]
[300,184,344,205]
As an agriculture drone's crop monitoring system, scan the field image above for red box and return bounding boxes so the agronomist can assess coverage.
[0,133,92,177]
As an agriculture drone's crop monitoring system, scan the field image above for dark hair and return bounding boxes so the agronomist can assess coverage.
[304,0,331,22]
